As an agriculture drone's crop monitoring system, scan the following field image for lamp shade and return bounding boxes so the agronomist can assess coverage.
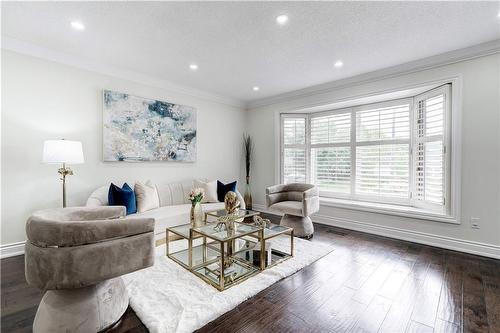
[43,140,84,164]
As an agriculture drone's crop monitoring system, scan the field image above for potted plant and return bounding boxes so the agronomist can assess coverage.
[243,134,253,209]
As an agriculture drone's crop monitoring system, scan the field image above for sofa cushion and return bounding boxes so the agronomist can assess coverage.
[156,180,193,206]
[134,180,160,213]
[269,201,303,216]
[217,180,237,202]
[194,179,218,203]
[108,183,136,215]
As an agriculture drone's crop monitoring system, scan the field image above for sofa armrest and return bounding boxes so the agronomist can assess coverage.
[27,207,154,247]
[303,196,320,217]
[303,186,319,199]
[266,184,287,195]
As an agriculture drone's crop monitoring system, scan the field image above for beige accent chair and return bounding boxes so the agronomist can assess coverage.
[25,206,155,333]
[266,183,319,239]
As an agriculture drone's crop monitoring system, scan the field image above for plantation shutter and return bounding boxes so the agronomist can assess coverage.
[310,112,351,194]
[282,116,307,183]
[355,102,411,199]
[413,85,450,210]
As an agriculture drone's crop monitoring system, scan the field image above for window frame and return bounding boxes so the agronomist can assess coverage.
[279,84,453,217]
[280,114,308,184]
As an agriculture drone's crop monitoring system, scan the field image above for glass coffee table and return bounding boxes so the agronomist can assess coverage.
[166,210,294,291]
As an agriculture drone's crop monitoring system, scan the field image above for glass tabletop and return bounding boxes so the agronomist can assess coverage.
[168,221,292,241]
[193,222,262,241]
[205,209,260,219]
[167,223,200,239]
[263,223,292,239]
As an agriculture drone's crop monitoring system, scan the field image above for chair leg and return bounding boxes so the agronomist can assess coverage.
[280,214,314,238]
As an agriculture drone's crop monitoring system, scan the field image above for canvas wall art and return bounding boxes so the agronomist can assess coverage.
[103,90,197,162]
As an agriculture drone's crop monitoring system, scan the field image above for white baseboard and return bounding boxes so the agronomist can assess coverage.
[1,241,25,259]
[253,204,500,259]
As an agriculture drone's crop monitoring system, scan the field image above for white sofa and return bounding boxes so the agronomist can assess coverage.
[86,179,245,243]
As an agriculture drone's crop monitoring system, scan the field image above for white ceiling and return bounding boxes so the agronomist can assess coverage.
[2,2,499,103]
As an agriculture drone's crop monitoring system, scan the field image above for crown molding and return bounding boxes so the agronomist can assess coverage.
[1,37,246,109]
[247,39,500,110]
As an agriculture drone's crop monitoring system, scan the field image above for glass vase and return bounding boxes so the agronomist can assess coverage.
[190,202,203,228]
[244,178,253,210]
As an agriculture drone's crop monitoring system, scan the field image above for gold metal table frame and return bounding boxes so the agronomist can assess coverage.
[166,210,294,291]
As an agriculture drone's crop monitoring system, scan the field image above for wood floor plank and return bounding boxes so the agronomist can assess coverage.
[411,263,444,328]
[406,320,433,333]
[318,286,368,332]
[436,266,463,326]
[377,268,409,300]
[351,259,396,305]
[481,275,500,332]
[350,295,392,333]
[463,263,489,333]
[377,275,424,333]
[433,319,460,333]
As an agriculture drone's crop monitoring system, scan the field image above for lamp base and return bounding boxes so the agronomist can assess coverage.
[58,163,73,208]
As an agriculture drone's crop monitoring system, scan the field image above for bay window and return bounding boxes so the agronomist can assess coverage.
[280,84,452,216]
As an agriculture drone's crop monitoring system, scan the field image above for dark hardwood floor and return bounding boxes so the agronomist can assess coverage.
[2,213,500,333]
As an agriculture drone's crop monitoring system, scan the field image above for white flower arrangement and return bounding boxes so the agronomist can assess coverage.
[189,187,205,204]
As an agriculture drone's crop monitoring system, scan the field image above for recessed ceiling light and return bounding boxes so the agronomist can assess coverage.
[70,21,85,31]
[253,86,260,91]
[276,15,288,25]
[334,60,344,68]
[497,12,500,18]
[189,64,198,71]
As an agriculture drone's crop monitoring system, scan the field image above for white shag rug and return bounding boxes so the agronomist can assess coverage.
[122,236,333,333]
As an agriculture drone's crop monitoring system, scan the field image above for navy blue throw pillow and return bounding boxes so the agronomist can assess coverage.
[108,183,137,215]
[217,180,237,202]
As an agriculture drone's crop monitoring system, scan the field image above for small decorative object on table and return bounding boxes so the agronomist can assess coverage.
[253,215,270,228]
[214,215,235,233]
[189,187,205,227]
[224,191,240,214]
[215,191,240,233]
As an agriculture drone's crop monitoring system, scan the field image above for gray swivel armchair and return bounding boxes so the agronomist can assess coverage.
[266,183,319,238]
[25,206,155,333]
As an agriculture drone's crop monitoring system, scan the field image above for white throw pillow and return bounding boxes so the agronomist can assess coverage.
[193,179,219,203]
[135,180,160,213]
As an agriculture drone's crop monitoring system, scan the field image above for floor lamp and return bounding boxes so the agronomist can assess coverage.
[43,139,84,208]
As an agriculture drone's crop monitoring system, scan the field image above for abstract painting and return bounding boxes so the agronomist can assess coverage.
[103,90,197,162]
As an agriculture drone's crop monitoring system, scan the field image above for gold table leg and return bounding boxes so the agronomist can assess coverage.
[202,236,207,263]
[259,229,265,270]
[166,229,170,257]
[188,229,193,269]
[219,241,225,290]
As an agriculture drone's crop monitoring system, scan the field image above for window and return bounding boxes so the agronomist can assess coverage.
[280,84,452,215]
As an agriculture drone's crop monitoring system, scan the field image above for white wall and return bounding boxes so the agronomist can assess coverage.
[247,53,500,257]
[1,50,246,246]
